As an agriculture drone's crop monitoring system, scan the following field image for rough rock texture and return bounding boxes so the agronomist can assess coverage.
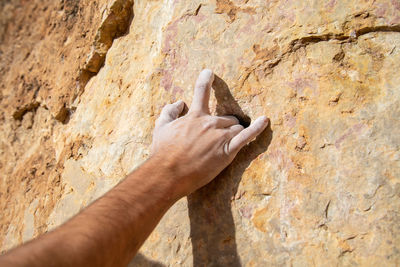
[1,0,399,266]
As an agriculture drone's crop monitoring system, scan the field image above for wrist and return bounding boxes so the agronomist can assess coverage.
[146,150,188,201]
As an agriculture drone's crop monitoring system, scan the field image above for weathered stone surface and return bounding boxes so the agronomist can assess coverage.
[1,0,399,266]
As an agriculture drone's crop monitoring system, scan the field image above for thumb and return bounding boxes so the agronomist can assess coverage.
[155,100,185,127]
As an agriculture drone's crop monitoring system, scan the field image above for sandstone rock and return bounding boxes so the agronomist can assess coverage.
[1,0,399,266]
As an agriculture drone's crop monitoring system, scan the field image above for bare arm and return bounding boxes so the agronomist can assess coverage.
[0,69,269,266]
[0,157,182,266]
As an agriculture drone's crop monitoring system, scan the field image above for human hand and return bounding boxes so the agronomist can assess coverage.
[151,69,269,198]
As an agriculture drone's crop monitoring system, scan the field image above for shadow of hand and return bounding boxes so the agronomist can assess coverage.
[188,75,273,267]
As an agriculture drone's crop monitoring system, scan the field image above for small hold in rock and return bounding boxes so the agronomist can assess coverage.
[12,102,40,121]
[333,51,345,62]
[55,106,71,124]
[235,114,251,128]
[295,136,307,151]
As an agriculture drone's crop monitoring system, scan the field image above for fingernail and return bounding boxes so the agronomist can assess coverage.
[260,115,269,124]
[202,68,213,76]
[200,69,214,81]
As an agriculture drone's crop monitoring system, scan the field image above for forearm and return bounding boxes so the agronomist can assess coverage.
[0,155,180,267]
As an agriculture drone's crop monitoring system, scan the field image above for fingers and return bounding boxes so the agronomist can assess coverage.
[215,115,239,128]
[223,124,244,155]
[228,116,269,154]
[156,100,185,127]
[190,69,214,114]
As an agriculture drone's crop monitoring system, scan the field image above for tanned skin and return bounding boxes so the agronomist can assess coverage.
[0,69,269,266]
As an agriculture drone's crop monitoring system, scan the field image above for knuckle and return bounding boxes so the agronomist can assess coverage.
[223,144,229,157]
[202,121,213,130]
[227,115,239,124]
[202,118,217,130]
[189,109,203,117]
[223,132,231,139]
[217,129,229,139]
[221,145,231,158]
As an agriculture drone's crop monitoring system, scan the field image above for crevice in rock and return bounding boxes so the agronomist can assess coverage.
[288,33,348,53]
[194,3,202,16]
[215,0,256,23]
[239,23,400,90]
[12,102,40,121]
[356,24,400,36]
[333,49,345,62]
[339,248,354,258]
[52,0,134,125]
[288,24,400,53]
[324,200,331,219]
[55,105,75,124]
[77,0,134,95]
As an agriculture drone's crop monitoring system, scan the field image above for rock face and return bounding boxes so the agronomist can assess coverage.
[1,0,399,266]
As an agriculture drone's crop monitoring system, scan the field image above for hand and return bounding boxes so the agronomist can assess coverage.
[151,69,269,198]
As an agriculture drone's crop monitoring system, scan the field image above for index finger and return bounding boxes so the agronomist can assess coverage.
[189,69,214,114]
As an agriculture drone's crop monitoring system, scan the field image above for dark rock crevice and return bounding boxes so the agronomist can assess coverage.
[78,0,134,92]
[12,102,40,121]
[238,23,400,90]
